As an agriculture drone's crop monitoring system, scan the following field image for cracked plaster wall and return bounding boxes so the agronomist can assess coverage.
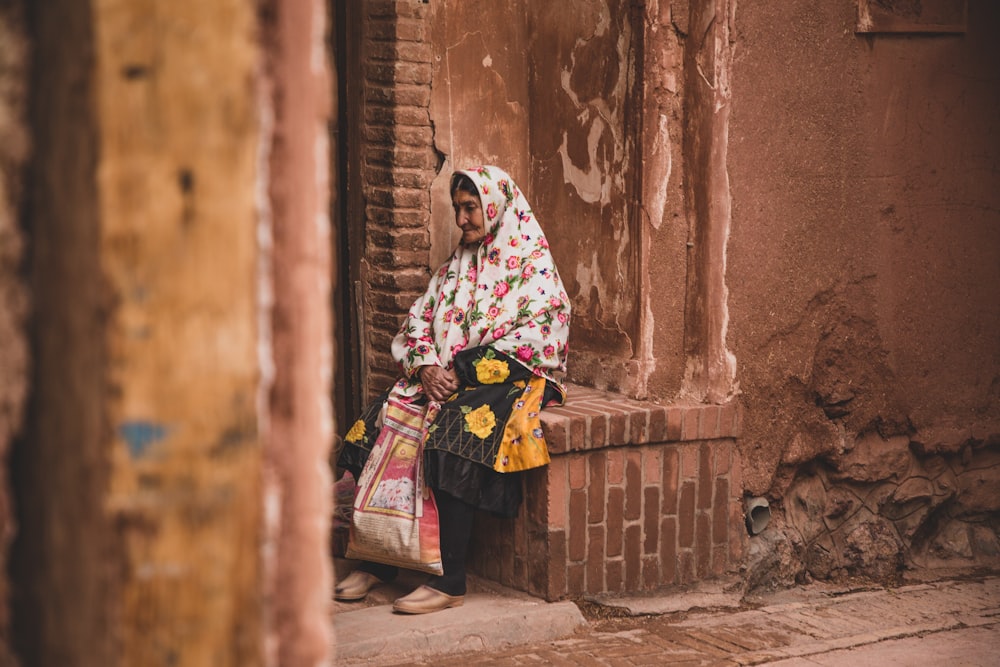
[427,0,659,394]
[727,1,1000,583]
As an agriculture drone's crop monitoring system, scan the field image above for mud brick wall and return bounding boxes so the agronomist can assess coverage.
[360,0,438,395]
[470,386,745,600]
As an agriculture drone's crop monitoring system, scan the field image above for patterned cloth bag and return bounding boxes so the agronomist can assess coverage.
[346,398,443,575]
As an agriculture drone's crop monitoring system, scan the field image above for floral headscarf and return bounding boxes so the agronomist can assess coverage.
[390,165,571,399]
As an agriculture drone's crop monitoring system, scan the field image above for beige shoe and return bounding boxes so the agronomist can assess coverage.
[334,571,384,601]
[392,585,464,614]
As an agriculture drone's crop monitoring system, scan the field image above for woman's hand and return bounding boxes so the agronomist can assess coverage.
[418,365,459,402]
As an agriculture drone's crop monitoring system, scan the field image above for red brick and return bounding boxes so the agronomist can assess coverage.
[678,550,696,584]
[391,124,434,147]
[630,409,650,443]
[365,204,430,227]
[678,481,695,548]
[730,500,747,564]
[606,559,624,593]
[624,525,642,590]
[586,525,606,592]
[548,530,567,599]
[666,406,683,441]
[500,530,515,583]
[695,512,711,578]
[367,228,428,252]
[367,1,428,19]
[713,478,729,546]
[368,267,430,291]
[643,447,661,486]
[364,101,431,126]
[698,444,713,510]
[713,441,732,476]
[510,507,525,551]
[649,407,667,442]
[662,447,679,514]
[607,448,624,484]
[367,16,428,42]
[587,451,607,524]
[568,489,587,561]
[682,407,700,440]
[607,411,627,444]
[365,165,434,190]
[569,415,585,452]
[366,40,433,62]
[367,287,420,312]
[589,412,608,449]
[546,458,568,529]
[512,555,526,589]
[643,487,660,554]
[606,487,625,557]
[701,405,722,439]
[660,517,677,584]
[526,524,549,597]
[730,443,743,491]
[525,467,548,526]
[625,451,642,520]
[367,249,427,270]
[733,403,744,436]
[719,402,739,438]
[365,183,429,208]
[540,413,570,454]
[569,455,586,490]
[712,545,727,577]
[365,83,431,107]
[392,17,428,41]
[680,444,698,480]
[567,563,586,596]
[642,556,660,589]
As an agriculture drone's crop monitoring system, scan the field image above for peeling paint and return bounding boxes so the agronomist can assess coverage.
[119,420,169,458]
[557,119,606,204]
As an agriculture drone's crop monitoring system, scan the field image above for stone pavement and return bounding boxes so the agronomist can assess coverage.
[332,572,1000,666]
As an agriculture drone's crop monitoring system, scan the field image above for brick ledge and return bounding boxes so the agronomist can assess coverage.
[541,384,742,454]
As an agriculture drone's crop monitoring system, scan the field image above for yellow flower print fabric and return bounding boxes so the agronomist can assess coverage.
[493,376,550,472]
[474,348,510,384]
[417,346,562,474]
[463,404,497,439]
[345,419,366,444]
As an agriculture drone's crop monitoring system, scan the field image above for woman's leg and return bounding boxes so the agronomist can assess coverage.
[427,489,475,596]
[355,560,398,582]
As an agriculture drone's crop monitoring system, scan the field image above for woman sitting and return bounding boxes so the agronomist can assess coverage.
[336,165,570,614]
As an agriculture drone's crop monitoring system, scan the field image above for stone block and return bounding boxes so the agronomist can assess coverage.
[785,474,828,543]
[831,433,913,483]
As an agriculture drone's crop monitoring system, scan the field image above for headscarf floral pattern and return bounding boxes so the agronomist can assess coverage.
[390,165,571,400]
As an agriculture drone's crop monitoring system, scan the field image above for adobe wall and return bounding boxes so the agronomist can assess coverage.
[10,1,117,663]
[727,1,1000,583]
[424,0,679,396]
[0,1,28,662]
[13,0,273,664]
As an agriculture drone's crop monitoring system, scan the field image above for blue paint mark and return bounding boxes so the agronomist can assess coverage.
[119,420,169,458]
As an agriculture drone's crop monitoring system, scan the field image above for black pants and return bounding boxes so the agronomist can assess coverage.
[358,489,475,596]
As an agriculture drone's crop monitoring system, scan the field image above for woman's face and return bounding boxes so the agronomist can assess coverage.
[453,189,486,245]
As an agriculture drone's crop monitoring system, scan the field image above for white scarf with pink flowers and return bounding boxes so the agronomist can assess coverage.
[390,165,571,400]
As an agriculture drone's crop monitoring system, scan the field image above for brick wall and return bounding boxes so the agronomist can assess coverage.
[360,0,438,395]
[470,386,746,600]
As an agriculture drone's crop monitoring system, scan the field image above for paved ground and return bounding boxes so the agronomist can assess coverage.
[332,568,1000,666]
